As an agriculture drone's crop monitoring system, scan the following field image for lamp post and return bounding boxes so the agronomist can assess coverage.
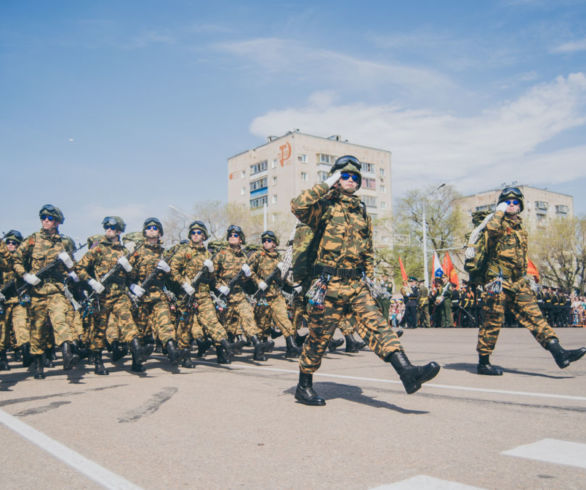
[422,183,445,289]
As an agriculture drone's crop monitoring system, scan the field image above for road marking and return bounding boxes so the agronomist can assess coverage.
[0,408,142,490]
[196,361,586,402]
[371,475,484,489]
[502,438,586,469]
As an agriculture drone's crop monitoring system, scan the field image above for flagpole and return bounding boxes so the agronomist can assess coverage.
[423,205,429,289]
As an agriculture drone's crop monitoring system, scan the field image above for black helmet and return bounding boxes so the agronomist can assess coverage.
[102,216,126,232]
[188,220,209,240]
[261,230,279,246]
[227,224,245,244]
[4,229,23,244]
[330,155,362,189]
[143,217,164,236]
[39,204,64,224]
[498,186,524,212]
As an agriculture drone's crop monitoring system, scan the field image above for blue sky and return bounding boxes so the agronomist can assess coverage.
[2,0,586,242]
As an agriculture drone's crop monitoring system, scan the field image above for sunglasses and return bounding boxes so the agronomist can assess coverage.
[6,240,18,246]
[145,225,159,231]
[191,230,203,235]
[506,200,520,205]
[104,225,118,230]
[40,214,55,221]
[229,233,240,238]
[340,172,359,183]
[262,238,274,243]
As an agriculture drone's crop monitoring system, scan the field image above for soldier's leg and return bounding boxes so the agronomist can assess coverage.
[153,300,180,364]
[89,305,110,375]
[476,291,506,375]
[232,297,272,360]
[173,308,194,368]
[0,314,10,370]
[267,295,301,357]
[197,297,234,364]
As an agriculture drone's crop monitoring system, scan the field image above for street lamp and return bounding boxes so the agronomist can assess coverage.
[423,183,445,288]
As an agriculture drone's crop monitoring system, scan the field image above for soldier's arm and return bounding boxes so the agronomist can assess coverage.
[291,183,331,230]
[485,210,507,237]
[74,248,96,282]
[363,216,375,277]
[13,237,33,276]
[169,248,187,284]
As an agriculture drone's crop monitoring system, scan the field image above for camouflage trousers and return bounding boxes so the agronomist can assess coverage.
[0,302,29,350]
[223,293,262,338]
[254,294,296,338]
[418,306,431,328]
[68,307,84,340]
[136,298,176,344]
[299,278,402,374]
[29,292,74,355]
[88,293,139,350]
[477,281,557,356]
[176,295,228,349]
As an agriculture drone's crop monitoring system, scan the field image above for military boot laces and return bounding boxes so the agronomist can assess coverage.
[62,341,79,370]
[295,372,325,406]
[33,354,46,380]
[0,350,10,371]
[285,336,302,358]
[217,339,233,364]
[477,355,503,375]
[387,350,440,394]
[547,339,586,369]
[93,351,109,375]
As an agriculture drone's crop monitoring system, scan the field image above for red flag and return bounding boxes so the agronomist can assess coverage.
[527,258,540,283]
[398,257,408,283]
[442,252,460,289]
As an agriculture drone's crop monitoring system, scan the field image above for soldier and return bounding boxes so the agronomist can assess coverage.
[0,231,31,369]
[434,271,453,327]
[128,218,181,366]
[169,220,234,365]
[13,205,79,379]
[401,277,419,328]
[248,231,302,358]
[475,187,585,375]
[75,216,146,373]
[214,225,273,361]
[417,279,431,328]
[291,155,439,405]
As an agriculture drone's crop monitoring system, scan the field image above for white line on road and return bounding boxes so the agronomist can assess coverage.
[197,361,586,402]
[0,409,142,490]
[371,475,485,489]
[502,438,586,469]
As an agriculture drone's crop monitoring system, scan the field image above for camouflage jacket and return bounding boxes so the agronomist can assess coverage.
[128,241,168,301]
[13,230,75,295]
[0,245,21,304]
[248,248,282,297]
[169,241,213,297]
[291,183,374,277]
[214,246,249,295]
[418,285,429,307]
[75,236,129,296]
[485,210,528,282]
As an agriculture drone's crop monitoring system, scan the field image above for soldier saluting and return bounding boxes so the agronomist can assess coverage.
[291,155,440,405]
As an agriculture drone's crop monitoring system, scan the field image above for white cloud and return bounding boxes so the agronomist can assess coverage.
[552,38,586,53]
[250,73,586,194]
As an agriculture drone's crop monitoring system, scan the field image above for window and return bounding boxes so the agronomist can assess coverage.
[250,160,268,175]
[363,178,376,190]
[379,168,385,177]
[298,154,307,163]
[363,196,377,208]
[362,162,375,174]
[535,201,549,211]
[380,184,385,193]
[240,187,245,196]
[272,176,277,185]
[301,172,308,181]
[250,196,268,209]
[271,159,277,169]
[250,177,268,192]
[475,204,496,212]
[241,170,246,178]
[318,154,332,164]
[555,205,569,215]
[272,194,278,204]
[318,171,328,182]
[381,201,386,209]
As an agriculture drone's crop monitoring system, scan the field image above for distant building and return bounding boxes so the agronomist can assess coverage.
[227,130,393,246]
[454,185,574,230]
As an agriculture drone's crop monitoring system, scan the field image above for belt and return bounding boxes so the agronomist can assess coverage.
[313,264,364,279]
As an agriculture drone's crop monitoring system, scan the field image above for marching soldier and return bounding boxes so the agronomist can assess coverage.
[291,155,439,405]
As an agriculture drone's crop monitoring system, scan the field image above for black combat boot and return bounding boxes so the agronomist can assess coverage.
[477,355,503,375]
[294,371,325,406]
[285,336,302,358]
[166,339,180,365]
[181,349,195,368]
[270,327,283,339]
[33,354,46,379]
[195,337,212,358]
[328,338,344,352]
[130,337,145,372]
[93,351,109,375]
[216,339,233,364]
[111,340,127,362]
[62,341,79,370]
[141,336,155,362]
[14,348,22,363]
[546,339,586,369]
[263,337,275,353]
[0,350,10,371]
[387,350,440,394]
[22,342,32,367]
[229,337,246,354]
[295,332,307,347]
[251,335,268,361]
[344,334,360,353]
[394,327,404,338]
[45,347,56,367]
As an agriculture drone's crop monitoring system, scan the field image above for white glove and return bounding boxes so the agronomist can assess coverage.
[258,281,268,291]
[117,256,132,272]
[58,252,74,269]
[130,284,145,298]
[496,202,508,213]
[0,292,5,302]
[218,285,230,296]
[324,170,341,187]
[204,259,214,273]
[293,285,303,294]
[23,273,41,286]
[88,278,105,294]
[125,241,136,253]
[68,271,80,282]
[182,282,195,296]
[277,262,288,278]
[241,263,251,277]
[156,260,170,273]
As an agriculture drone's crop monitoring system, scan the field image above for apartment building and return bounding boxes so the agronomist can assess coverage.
[227,130,393,245]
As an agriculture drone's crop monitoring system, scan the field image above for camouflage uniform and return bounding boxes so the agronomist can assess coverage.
[291,182,402,374]
[417,284,431,328]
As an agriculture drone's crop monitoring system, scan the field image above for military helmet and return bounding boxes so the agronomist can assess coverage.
[330,155,362,189]
[188,220,209,240]
[39,204,64,224]
[498,186,524,212]
[227,224,245,244]
[4,229,23,244]
[102,216,126,232]
[261,230,279,246]
[143,217,164,236]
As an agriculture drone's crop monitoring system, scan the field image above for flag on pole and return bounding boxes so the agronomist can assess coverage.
[398,257,408,283]
[527,258,540,283]
[431,251,444,284]
[442,251,460,289]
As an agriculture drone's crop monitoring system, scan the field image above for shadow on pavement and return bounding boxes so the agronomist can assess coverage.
[443,362,573,379]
